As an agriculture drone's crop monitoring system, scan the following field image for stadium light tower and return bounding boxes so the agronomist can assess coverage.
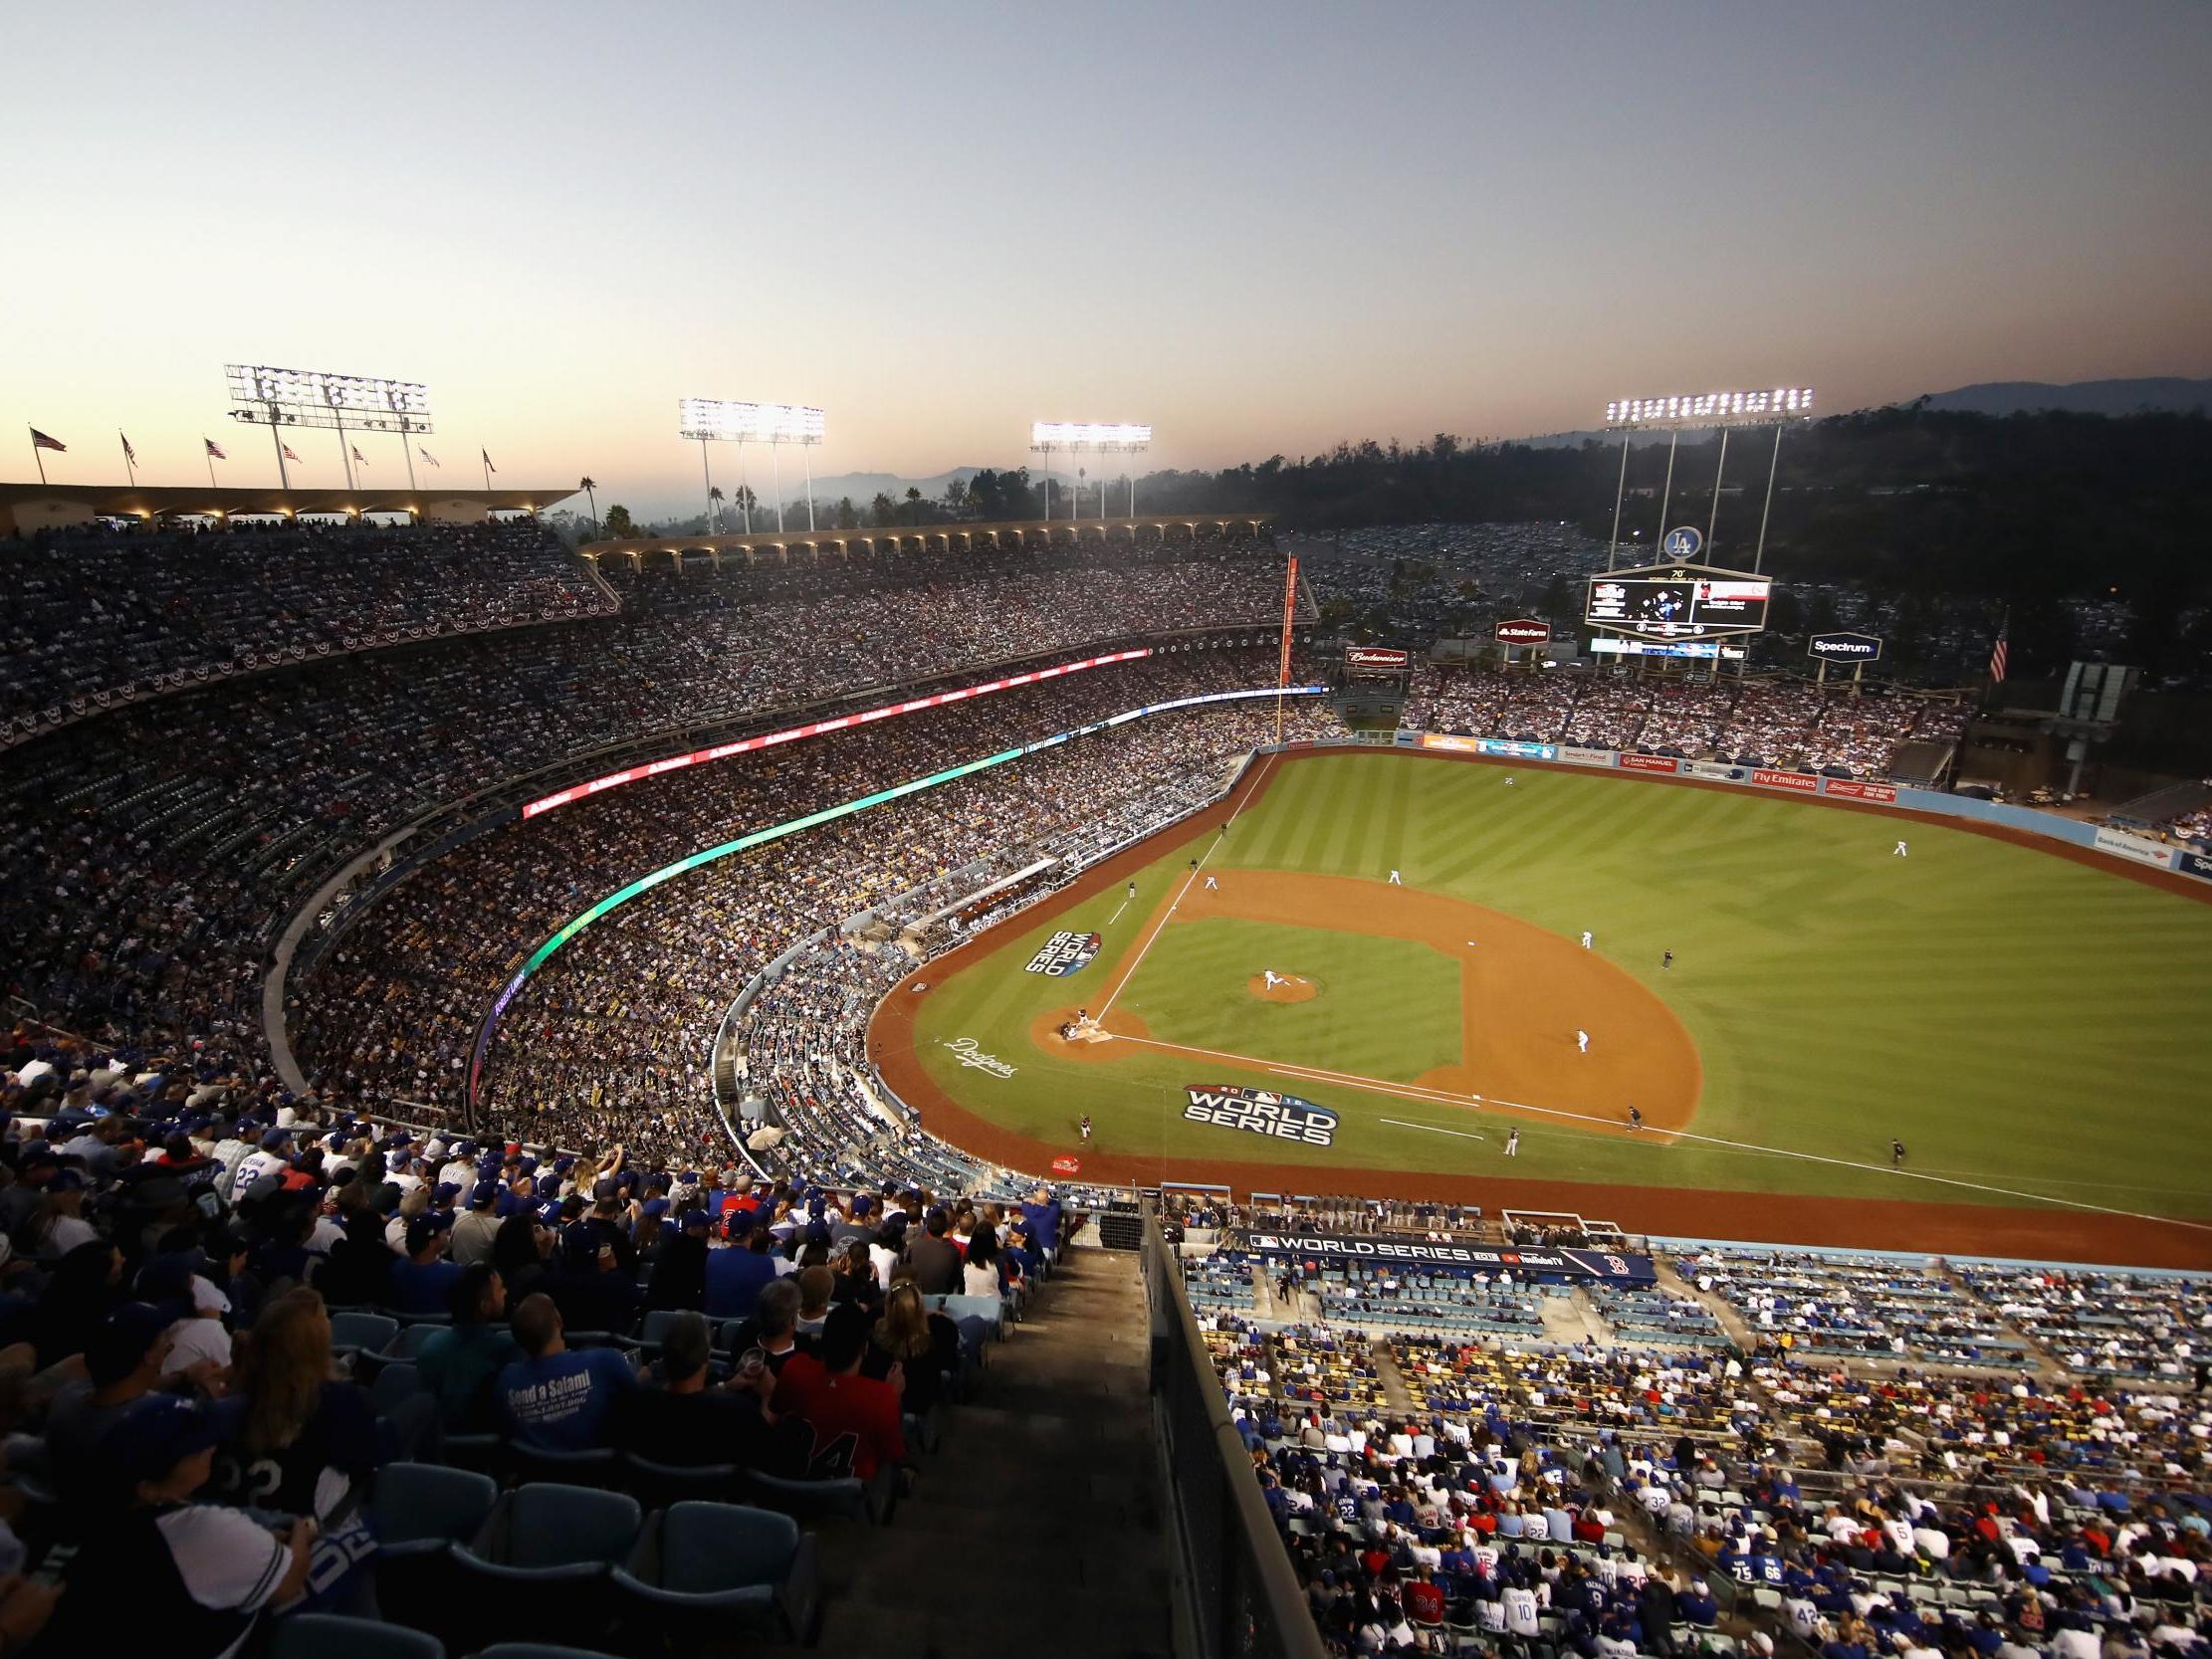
[1601,388,1814,572]
[679,399,825,534]
[1029,421,1152,520]
[226,365,433,493]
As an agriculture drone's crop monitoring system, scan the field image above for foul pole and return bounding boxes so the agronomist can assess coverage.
[1274,553,1300,745]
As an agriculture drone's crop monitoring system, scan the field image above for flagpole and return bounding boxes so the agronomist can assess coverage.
[120,432,135,488]
[482,453,491,491]
[207,445,218,490]
[30,429,47,487]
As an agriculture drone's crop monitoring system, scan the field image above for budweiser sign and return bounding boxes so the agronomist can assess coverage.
[1345,646,1409,670]
[1822,778,1896,803]
[1494,618,1551,645]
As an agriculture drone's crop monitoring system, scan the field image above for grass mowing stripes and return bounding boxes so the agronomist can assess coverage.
[909,751,2212,1213]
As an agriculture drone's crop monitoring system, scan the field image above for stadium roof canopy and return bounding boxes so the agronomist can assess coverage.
[0,481,574,535]
[581,513,1272,561]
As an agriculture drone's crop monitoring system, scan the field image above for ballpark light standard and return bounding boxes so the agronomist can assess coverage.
[679,400,826,535]
[226,365,433,502]
[1600,388,1814,572]
[1029,421,1151,520]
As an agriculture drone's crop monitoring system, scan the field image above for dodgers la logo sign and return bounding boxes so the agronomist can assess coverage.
[1661,524,1703,561]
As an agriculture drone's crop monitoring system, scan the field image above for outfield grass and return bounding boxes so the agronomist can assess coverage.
[909,752,2212,1214]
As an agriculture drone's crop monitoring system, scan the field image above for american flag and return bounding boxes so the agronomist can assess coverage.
[419,446,441,468]
[282,443,303,463]
[1988,620,2009,684]
[204,437,228,461]
[120,432,137,466]
[30,428,65,453]
[481,448,496,474]
[351,445,368,465]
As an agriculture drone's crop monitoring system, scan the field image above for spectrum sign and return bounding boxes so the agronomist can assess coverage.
[522,649,1152,818]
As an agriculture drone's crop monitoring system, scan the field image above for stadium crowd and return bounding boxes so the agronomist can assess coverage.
[4,519,1291,1104]
[1195,1240,2212,1659]
[0,1041,1099,1655]
[1,517,611,740]
[1404,667,1969,777]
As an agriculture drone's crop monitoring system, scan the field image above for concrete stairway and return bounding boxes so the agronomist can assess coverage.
[785,1245,1175,1658]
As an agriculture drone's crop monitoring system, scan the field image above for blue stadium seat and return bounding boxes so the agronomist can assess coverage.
[269,1613,445,1659]
[612,1500,820,1640]
[369,1461,500,1613]
[452,1483,642,1647]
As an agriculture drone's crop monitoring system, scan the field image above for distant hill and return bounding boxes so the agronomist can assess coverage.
[1918,378,2212,417]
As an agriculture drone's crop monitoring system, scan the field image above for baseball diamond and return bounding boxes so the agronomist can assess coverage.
[874,746,2212,1266]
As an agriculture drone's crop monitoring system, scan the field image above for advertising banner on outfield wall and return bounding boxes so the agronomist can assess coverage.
[1243,1228,1658,1284]
[1752,768,1820,793]
[1823,778,1898,803]
[1559,745,1616,767]
[1680,759,1745,782]
[1617,753,1679,773]
[2176,849,2212,882]
[2095,825,2178,869]
[1473,737,1558,761]
[1421,733,1484,754]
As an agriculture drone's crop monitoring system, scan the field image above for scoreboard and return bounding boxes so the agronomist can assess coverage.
[1585,568,1771,641]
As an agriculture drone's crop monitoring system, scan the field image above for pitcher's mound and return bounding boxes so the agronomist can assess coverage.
[1248,972,1318,1003]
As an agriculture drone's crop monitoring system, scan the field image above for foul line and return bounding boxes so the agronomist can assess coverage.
[1108,1030,2212,1235]
[1095,751,1273,1021]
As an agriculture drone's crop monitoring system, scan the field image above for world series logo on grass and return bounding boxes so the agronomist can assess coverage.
[1023,930,1102,976]
[1184,1085,1339,1146]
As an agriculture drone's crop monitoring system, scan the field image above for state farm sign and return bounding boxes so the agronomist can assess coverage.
[1494,618,1551,645]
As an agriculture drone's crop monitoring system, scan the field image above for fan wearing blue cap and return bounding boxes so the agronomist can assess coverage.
[388,1212,459,1317]
[52,1393,317,1656]
[450,1177,504,1266]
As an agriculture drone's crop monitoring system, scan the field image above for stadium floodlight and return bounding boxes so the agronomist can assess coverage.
[1602,388,1814,430]
[225,363,434,492]
[678,398,826,533]
[1600,386,1813,576]
[1029,420,1153,519]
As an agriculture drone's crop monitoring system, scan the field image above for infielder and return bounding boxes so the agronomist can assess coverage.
[1388,869,1403,886]
[1581,931,1593,950]
[1204,874,1219,891]
[1504,1128,1520,1157]
[1627,1106,1645,1133]
[1576,1029,1589,1054]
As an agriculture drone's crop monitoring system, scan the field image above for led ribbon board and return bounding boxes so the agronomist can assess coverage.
[483,683,1329,1033]
[523,649,1155,818]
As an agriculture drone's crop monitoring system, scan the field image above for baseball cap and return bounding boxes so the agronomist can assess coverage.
[49,1167,87,1192]
[406,1214,452,1254]
[680,1209,710,1232]
[88,1303,176,1386]
[259,1128,292,1150]
[432,1181,461,1206]
[469,1179,499,1208]
[102,1393,225,1488]
[851,1194,874,1217]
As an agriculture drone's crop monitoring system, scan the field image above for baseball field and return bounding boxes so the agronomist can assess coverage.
[869,747,2212,1265]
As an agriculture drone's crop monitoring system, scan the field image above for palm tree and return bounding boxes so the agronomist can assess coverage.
[708,485,725,533]
[904,485,923,525]
[578,477,599,537]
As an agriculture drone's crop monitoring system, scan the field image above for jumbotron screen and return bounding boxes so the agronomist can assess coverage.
[1584,572,1771,639]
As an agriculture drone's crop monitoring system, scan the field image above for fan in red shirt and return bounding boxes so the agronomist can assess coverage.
[772,1302,906,1480]
[1403,1568,1446,1627]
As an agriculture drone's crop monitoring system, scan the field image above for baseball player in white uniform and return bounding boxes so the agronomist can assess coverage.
[1576,1029,1590,1054]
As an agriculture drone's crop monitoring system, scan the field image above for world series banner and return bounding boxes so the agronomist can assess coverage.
[1241,1227,1658,1284]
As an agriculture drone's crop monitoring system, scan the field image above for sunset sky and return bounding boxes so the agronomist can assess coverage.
[4,1,2207,514]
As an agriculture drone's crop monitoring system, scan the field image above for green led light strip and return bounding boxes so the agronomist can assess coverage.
[519,741,1023,979]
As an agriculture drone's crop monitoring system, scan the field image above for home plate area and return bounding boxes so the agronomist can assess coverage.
[1248,970,1318,1003]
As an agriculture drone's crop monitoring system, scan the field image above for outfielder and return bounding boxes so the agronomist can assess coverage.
[1893,840,1909,857]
